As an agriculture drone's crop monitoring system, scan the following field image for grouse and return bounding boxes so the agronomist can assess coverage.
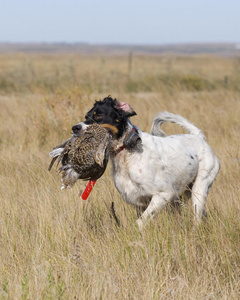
[49,123,111,189]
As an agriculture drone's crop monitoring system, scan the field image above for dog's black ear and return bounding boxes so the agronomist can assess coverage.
[117,101,137,118]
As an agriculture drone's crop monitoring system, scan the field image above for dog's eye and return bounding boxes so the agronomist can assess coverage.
[95,115,103,120]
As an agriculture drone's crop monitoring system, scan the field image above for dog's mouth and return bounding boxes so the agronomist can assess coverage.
[72,131,84,138]
[72,132,78,137]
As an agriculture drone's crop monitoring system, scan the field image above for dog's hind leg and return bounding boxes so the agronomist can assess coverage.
[136,192,172,230]
[191,157,220,224]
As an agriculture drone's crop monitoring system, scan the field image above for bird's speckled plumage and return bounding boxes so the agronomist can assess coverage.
[49,123,111,188]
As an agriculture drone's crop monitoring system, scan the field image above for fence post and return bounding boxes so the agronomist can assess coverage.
[224,76,228,89]
[128,51,133,76]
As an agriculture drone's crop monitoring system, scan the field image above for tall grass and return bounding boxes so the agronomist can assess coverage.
[0,53,239,299]
[0,54,240,94]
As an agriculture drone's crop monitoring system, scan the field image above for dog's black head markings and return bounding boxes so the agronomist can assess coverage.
[72,96,136,138]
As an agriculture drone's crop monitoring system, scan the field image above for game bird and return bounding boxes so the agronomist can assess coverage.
[49,123,111,189]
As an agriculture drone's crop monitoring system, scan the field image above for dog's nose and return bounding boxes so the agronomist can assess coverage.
[72,124,82,134]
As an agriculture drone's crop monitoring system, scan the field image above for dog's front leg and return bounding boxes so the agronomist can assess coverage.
[137,193,171,230]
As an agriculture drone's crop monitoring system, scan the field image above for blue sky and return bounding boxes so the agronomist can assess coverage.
[0,0,239,44]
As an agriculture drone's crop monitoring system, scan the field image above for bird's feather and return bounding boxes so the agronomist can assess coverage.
[49,123,112,188]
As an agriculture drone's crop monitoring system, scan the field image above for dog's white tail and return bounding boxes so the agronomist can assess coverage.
[151,111,205,139]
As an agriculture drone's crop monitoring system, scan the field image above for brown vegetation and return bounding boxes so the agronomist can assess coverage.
[0,53,239,299]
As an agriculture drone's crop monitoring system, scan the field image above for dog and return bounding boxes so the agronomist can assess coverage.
[70,96,220,229]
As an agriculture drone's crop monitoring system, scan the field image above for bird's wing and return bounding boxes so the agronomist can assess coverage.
[48,156,59,171]
[94,133,110,167]
[52,138,72,150]
[49,138,72,171]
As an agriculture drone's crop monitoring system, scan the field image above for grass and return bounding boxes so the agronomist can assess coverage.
[0,53,240,299]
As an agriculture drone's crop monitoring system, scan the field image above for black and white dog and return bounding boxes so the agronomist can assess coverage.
[70,96,220,229]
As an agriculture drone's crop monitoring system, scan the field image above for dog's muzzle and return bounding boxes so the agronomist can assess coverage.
[72,124,82,134]
[72,123,90,137]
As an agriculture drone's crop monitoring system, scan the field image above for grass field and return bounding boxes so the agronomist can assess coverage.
[0,53,240,299]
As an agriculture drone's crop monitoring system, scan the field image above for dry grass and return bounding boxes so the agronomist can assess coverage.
[0,53,239,299]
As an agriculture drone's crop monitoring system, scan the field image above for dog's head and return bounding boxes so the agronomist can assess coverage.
[72,96,136,138]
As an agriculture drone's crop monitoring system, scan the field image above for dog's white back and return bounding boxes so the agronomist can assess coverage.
[111,112,220,229]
